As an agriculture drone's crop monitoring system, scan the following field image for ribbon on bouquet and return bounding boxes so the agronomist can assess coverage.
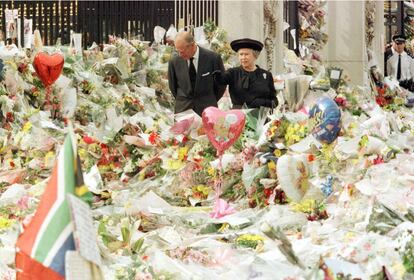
[210,154,235,219]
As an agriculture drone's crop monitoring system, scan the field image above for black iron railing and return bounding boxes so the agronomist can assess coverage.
[0,1,219,48]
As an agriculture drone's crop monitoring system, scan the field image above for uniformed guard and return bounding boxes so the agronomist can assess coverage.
[386,34,414,81]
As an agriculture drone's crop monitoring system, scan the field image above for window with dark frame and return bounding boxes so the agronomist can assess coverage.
[384,1,404,44]
[283,0,299,54]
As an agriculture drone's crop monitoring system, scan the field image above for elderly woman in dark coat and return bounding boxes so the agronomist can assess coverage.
[215,38,277,109]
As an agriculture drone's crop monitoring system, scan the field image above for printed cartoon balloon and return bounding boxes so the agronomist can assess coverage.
[309,96,341,144]
[202,107,246,156]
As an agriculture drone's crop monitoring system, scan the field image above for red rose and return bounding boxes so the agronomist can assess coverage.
[263,188,273,198]
[307,154,315,162]
[373,155,384,165]
[248,199,257,208]
[149,132,159,145]
[83,135,95,144]
[18,63,28,73]
[376,96,387,107]
[334,97,347,107]
[6,112,14,122]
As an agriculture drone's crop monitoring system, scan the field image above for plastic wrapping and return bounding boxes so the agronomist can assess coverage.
[276,154,309,202]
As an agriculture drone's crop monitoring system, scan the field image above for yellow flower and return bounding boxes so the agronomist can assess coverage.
[391,262,406,278]
[240,234,264,242]
[192,185,210,196]
[285,123,307,145]
[267,161,276,171]
[218,223,229,233]
[44,151,55,167]
[138,171,145,181]
[22,122,32,133]
[5,60,18,70]
[207,167,216,177]
[89,143,100,153]
[343,231,356,242]
[291,199,316,213]
[166,159,184,170]
[178,147,189,161]
[78,148,87,159]
[273,149,282,157]
[236,234,265,250]
[0,217,14,229]
[268,125,278,139]
[394,97,405,106]
[98,164,113,173]
[321,143,335,161]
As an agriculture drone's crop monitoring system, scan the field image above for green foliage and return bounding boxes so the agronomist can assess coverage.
[403,239,414,273]
[203,20,217,35]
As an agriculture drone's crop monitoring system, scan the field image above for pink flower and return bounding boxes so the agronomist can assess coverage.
[241,145,257,162]
[317,10,325,17]
[363,242,372,251]
[135,272,153,280]
[17,196,29,210]
[311,53,321,61]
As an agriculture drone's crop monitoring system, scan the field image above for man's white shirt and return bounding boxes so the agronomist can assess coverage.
[187,46,199,72]
[387,50,414,81]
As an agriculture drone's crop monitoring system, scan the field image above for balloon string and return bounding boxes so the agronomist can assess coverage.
[215,154,223,199]
[45,86,52,107]
[45,86,58,119]
[210,152,235,219]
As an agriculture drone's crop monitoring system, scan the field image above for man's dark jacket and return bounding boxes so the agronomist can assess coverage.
[168,47,226,115]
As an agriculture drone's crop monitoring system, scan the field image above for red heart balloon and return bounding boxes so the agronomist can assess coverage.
[202,107,246,156]
[33,52,64,87]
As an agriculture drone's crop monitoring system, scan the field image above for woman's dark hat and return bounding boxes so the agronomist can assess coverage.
[230,38,263,52]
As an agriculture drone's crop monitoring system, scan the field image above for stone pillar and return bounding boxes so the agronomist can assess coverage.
[218,0,265,66]
[263,0,284,73]
[373,1,385,74]
[274,1,284,74]
[324,0,365,86]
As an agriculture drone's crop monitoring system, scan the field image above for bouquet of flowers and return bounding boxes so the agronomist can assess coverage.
[298,0,328,52]
[203,20,235,64]
[291,199,328,221]
[235,233,265,250]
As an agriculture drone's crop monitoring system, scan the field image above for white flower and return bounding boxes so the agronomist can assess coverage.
[142,50,149,60]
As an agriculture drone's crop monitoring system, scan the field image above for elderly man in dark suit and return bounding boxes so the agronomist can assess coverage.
[168,31,226,115]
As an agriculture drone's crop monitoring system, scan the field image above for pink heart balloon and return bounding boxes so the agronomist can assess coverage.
[202,107,246,156]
